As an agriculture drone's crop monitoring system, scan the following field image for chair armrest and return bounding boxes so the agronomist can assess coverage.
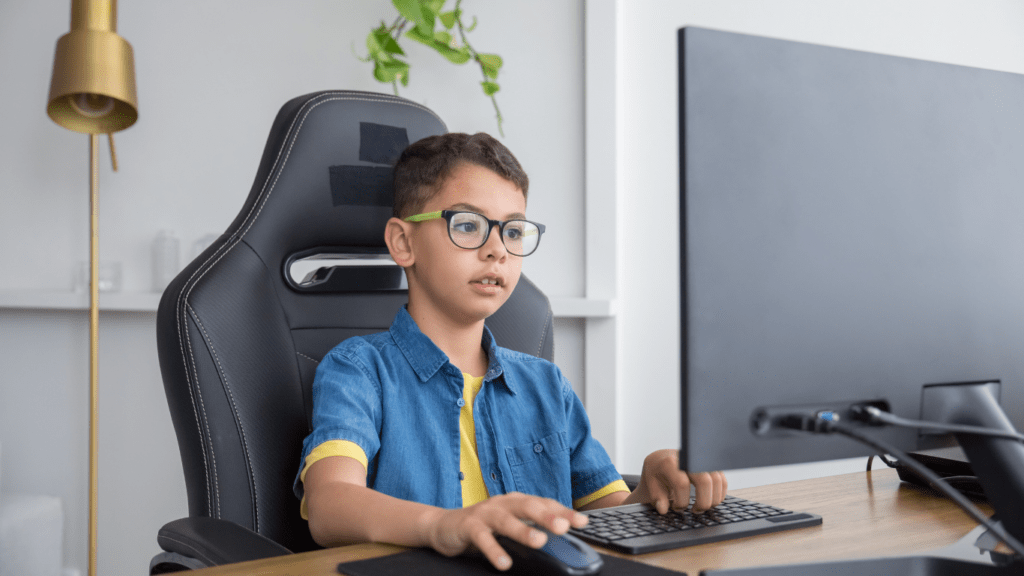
[622,474,640,491]
[151,517,291,573]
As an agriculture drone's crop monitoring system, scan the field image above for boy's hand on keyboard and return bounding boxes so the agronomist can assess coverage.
[627,449,727,514]
[421,492,588,571]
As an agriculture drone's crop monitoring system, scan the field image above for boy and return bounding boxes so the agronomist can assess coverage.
[295,132,726,571]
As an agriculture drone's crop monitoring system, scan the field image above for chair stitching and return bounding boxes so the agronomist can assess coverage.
[541,307,554,359]
[181,306,219,516]
[179,237,265,521]
[174,241,240,517]
[172,92,441,519]
[187,303,260,533]
[296,352,320,364]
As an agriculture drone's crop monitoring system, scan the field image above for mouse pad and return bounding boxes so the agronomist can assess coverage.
[337,547,686,576]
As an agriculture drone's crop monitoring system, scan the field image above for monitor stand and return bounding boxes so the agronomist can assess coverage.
[704,382,1024,575]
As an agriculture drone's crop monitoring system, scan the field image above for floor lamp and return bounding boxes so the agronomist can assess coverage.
[46,1,138,575]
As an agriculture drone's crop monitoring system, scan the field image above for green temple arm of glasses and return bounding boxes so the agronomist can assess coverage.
[404,211,444,222]
[404,211,540,237]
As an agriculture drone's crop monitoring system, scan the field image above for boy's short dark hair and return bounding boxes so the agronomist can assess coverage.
[392,132,529,218]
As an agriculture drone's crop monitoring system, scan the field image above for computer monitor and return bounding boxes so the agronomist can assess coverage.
[677,26,1024,559]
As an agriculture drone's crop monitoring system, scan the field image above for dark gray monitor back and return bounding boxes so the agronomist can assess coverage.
[679,27,1024,472]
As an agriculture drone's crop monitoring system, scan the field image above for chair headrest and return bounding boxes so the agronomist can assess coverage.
[225,91,447,273]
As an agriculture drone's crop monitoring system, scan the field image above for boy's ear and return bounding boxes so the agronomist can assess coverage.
[384,217,415,267]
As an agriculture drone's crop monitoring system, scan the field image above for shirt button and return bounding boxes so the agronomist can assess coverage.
[459,471,465,481]
[533,443,544,453]
[457,398,465,407]
[491,472,497,480]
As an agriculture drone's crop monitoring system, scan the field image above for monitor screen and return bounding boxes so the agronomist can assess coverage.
[678,27,1024,473]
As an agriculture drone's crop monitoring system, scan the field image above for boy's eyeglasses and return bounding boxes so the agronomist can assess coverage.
[403,210,546,257]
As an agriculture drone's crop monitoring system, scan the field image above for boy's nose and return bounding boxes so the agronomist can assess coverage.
[481,223,507,258]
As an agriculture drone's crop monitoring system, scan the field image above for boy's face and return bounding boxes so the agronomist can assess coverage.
[398,162,526,327]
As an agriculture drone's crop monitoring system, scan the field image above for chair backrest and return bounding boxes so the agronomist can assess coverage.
[156,91,554,553]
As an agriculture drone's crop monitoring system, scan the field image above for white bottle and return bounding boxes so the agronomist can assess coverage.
[153,229,180,293]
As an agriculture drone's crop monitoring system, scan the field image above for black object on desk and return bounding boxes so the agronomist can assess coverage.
[336,547,689,576]
[571,496,822,555]
[896,447,987,501]
[495,530,603,576]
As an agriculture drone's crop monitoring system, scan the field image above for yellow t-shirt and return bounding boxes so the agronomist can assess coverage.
[459,374,491,506]
[300,373,629,517]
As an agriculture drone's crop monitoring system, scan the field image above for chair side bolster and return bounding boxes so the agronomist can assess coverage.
[154,516,291,571]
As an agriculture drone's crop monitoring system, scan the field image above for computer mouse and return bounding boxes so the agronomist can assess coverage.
[496,528,603,575]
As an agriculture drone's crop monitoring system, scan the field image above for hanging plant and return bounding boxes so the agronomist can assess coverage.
[358,0,505,136]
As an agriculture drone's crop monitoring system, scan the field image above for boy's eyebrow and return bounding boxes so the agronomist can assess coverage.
[449,202,526,220]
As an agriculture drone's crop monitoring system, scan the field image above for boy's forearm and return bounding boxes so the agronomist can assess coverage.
[307,480,442,548]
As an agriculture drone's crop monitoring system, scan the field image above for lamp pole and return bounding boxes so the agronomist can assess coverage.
[46,2,138,574]
[88,133,100,576]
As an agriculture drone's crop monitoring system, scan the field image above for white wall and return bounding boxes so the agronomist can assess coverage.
[0,1,585,574]
[613,0,1024,480]
[0,0,585,297]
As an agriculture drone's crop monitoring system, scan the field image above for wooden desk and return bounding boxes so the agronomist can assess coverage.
[188,468,991,575]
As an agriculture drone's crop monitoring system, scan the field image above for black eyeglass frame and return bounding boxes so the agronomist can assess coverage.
[403,209,547,257]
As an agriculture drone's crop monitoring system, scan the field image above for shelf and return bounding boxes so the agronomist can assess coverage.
[0,290,162,312]
[548,297,616,318]
[0,291,615,318]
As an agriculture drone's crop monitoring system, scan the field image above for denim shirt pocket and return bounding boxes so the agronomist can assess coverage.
[505,430,572,506]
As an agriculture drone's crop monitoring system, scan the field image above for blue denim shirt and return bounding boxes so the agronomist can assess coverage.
[294,306,622,509]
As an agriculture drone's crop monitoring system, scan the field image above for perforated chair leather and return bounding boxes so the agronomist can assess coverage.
[153,91,555,572]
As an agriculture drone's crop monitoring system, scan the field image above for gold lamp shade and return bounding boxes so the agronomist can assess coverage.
[47,0,138,134]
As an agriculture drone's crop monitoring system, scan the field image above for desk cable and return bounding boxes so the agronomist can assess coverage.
[852,405,1024,444]
[802,415,1024,560]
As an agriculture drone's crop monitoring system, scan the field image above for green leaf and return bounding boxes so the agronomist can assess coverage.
[392,0,428,31]
[373,59,409,85]
[433,30,455,48]
[382,60,410,75]
[405,26,435,47]
[392,0,435,36]
[439,9,459,29]
[477,53,502,79]
[434,43,471,64]
[481,81,500,96]
[374,61,397,83]
[465,15,478,32]
[405,28,469,63]
[419,5,438,35]
[366,29,383,57]
[476,53,502,70]
[367,24,405,59]
[377,30,405,55]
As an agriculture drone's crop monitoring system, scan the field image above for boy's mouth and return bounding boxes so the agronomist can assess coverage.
[473,276,503,287]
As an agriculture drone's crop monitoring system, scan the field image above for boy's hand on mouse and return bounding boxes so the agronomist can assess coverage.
[420,492,588,571]
[628,449,727,514]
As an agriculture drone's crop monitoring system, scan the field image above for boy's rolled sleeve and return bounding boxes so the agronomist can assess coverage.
[292,344,383,500]
[561,373,627,504]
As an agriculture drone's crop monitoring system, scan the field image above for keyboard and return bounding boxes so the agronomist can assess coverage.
[570,495,822,554]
